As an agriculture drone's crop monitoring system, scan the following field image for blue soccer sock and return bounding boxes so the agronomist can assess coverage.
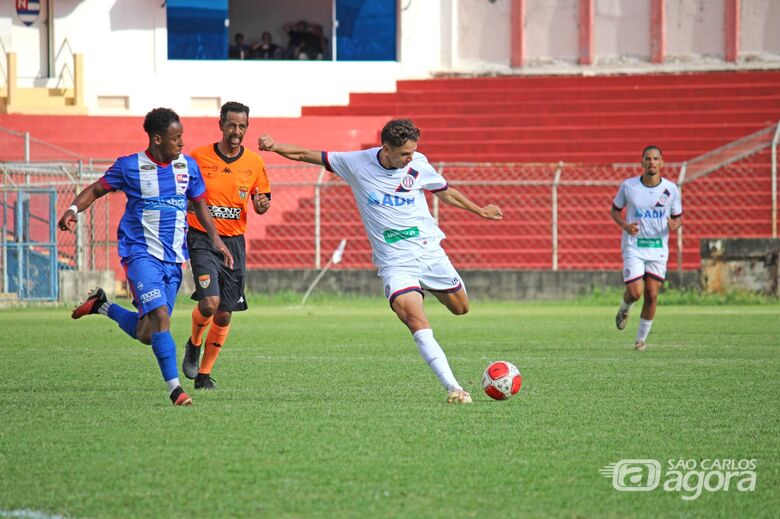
[151,331,179,383]
[106,303,139,339]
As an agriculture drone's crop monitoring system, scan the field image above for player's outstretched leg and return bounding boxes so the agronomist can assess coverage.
[71,287,107,319]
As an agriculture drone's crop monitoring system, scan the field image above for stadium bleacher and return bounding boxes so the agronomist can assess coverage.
[1,70,777,273]
[304,70,780,163]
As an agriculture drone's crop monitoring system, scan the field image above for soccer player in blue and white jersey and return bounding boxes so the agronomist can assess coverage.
[58,108,233,406]
[611,145,683,351]
[259,119,503,404]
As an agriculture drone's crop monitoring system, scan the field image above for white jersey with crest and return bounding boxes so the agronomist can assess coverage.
[612,176,683,261]
[322,147,448,268]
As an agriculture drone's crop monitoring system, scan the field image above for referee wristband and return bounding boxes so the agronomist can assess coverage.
[67,204,79,215]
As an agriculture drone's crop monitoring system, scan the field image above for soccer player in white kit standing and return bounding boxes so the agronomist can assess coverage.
[611,145,683,351]
[259,119,503,403]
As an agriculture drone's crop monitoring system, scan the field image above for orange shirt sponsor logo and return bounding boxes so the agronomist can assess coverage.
[188,143,271,236]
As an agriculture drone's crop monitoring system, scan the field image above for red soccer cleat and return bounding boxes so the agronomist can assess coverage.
[71,288,107,319]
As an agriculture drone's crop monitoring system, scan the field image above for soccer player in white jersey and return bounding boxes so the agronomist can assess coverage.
[259,119,503,404]
[58,108,233,406]
[610,145,682,351]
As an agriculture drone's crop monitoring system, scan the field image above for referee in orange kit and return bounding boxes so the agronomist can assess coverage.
[182,101,271,389]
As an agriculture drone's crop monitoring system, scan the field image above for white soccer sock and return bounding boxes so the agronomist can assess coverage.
[166,378,181,393]
[98,301,112,316]
[636,318,653,342]
[619,300,634,313]
[412,328,461,391]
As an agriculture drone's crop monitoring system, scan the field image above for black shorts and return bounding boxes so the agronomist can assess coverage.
[187,228,248,312]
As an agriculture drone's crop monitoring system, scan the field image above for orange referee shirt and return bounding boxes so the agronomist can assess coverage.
[187,143,271,237]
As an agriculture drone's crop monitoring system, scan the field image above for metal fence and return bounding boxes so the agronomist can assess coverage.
[1,123,778,300]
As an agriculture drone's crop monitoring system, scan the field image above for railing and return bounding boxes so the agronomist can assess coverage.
[0,123,777,291]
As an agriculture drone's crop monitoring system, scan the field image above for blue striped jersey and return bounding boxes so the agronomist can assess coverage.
[99,151,206,263]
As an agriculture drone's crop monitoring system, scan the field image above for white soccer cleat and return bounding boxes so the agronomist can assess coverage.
[634,340,647,352]
[446,389,473,404]
[615,309,629,330]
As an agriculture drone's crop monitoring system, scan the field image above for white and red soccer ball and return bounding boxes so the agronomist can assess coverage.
[482,361,522,400]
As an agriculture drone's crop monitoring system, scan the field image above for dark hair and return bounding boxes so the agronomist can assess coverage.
[220,101,250,122]
[642,145,663,158]
[381,119,420,147]
[143,108,180,137]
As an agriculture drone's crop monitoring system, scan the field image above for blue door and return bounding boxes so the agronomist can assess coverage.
[1,188,58,301]
[336,0,396,61]
[167,0,228,60]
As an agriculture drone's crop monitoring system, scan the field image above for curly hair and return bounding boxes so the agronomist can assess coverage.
[380,119,420,147]
[143,108,180,136]
[220,101,250,122]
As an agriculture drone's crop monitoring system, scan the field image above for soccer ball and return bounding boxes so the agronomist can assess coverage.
[482,361,522,400]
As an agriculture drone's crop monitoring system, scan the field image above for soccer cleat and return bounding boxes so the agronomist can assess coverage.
[71,288,107,319]
[181,338,201,380]
[446,389,473,404]
[194,373,216,390]
[170,386,192,406]
[615,309,630,330]
[634,340,647,352]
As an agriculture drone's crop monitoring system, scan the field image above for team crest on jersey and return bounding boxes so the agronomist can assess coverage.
[174,162,187,169]
[238,186,249,200]
[140,164,156,171]
[396,168,420,192]
[655,188,671,207]
[198,274,211,289]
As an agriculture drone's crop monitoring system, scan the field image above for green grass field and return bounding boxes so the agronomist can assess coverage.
[1,295,778,518]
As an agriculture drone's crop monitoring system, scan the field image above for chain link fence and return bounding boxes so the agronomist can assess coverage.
[1,124,778,299]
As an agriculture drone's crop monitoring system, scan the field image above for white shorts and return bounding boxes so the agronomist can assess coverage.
[623,255,667,284]
[378,249,465,304]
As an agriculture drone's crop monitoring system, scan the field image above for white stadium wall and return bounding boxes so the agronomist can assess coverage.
[666,0,726,58]
[594,0,651,62]
[0,0,778,117]
[741,0,780,57]
[524,0,580,64]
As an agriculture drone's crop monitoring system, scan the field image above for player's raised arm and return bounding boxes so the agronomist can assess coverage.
[259,134,324,166]
[58,180,111,232]
[433,186,503,220]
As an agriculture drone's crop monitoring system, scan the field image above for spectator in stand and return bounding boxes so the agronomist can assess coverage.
[283,20,328,60]
[283,21,309,59]
[228,33,252,60]
[300,23,327,60]
[253,31,282,59]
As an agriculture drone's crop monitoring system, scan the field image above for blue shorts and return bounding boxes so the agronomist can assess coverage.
[122,255,182,317]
